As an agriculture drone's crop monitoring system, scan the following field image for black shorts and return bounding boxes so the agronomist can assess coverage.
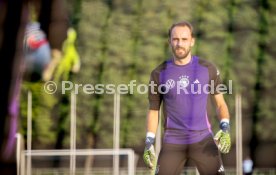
[156,135,225,175]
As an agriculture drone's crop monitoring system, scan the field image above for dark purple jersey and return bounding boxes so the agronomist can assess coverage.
[148,56,222,144]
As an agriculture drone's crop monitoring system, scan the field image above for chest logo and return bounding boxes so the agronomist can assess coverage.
[178,75,189,88]
[165,79,175,89]
[193,79,200,84]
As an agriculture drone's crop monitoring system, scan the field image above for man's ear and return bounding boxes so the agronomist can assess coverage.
[191,37,195,47]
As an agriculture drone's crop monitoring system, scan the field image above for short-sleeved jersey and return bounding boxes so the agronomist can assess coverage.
[148,56,222,144]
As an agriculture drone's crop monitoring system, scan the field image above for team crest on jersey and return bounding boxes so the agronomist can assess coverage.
[178,75,189,88]
[165,79,175,89]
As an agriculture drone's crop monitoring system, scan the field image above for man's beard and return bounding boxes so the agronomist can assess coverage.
[172,46,191,60]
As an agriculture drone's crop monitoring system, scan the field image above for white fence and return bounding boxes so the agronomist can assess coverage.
[19,149,136,175]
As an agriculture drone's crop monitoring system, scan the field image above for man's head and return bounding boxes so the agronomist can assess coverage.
[168,21,195,60]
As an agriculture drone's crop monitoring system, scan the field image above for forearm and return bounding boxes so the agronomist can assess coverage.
[146,110,159,135]
[216,102,231,133]
[213,94,230,121]
[217,103,230,121]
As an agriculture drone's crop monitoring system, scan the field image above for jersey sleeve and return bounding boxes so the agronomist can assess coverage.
[148,70,162,110]
[210,64,223,95]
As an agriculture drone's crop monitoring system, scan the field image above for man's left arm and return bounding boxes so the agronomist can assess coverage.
[213,93,231,154]
[213,93,230,122]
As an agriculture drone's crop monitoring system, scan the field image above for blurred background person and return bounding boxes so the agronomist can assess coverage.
[23,21,51,81]
[23,0,69,81]
[0,0,68,174]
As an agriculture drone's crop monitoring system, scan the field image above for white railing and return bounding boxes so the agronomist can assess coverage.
[20,149,136,175]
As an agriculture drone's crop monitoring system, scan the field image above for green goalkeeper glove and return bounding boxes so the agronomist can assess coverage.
[214,120,231,154]
[143,134,156,169]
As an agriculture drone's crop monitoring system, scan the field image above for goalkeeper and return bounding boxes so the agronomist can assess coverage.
[143,21,231,175]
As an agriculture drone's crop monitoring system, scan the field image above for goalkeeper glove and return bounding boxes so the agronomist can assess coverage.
[214,119,231,154]
[143,133,156,169]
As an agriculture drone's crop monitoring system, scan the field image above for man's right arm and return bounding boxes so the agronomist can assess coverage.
[144,109,159,169]
[144,68,162,169]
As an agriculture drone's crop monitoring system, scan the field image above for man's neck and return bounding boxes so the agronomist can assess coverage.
[173,54,192,65]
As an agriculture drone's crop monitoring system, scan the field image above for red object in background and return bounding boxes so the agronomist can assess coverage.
[26,34,47,49]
